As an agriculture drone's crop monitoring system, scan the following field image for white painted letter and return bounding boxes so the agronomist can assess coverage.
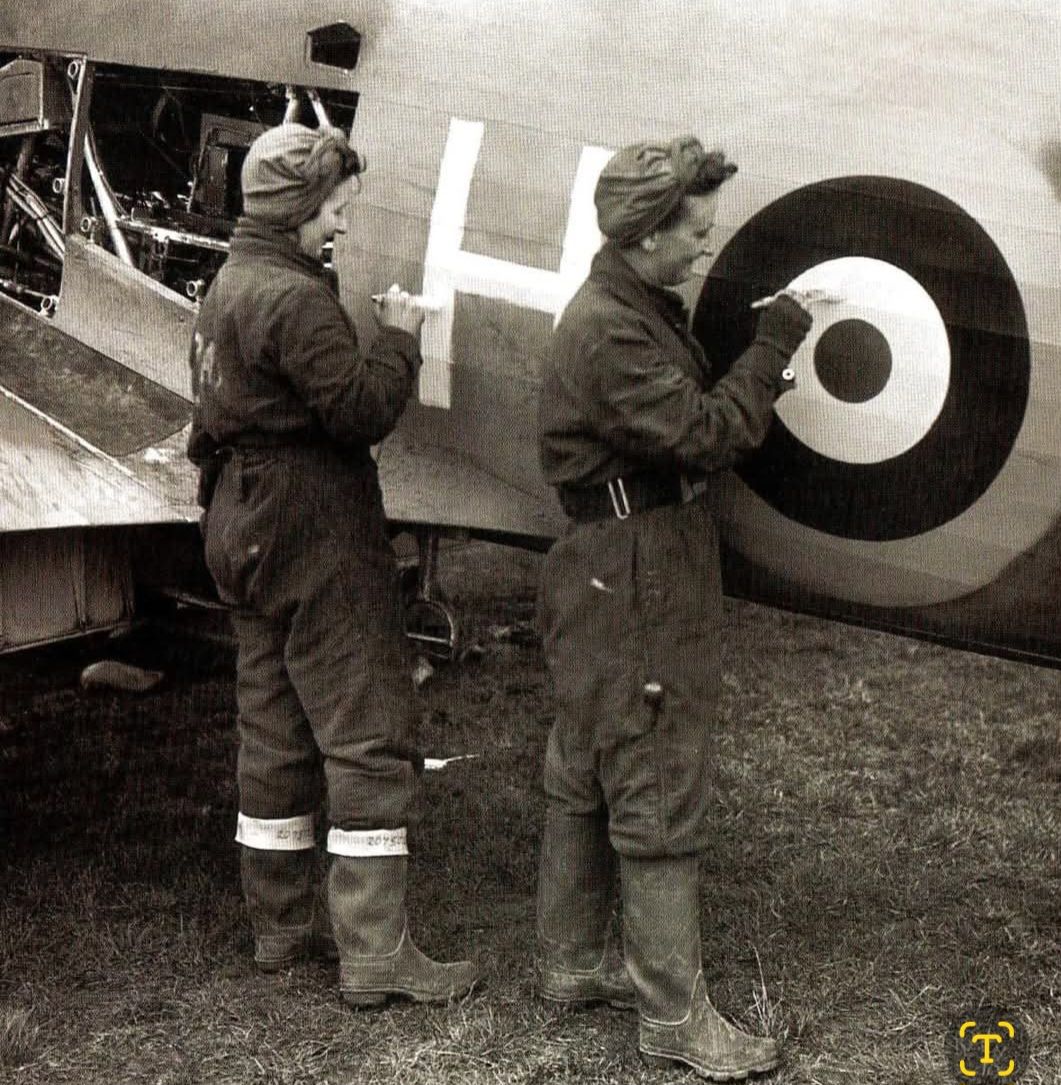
[419,119,612,408]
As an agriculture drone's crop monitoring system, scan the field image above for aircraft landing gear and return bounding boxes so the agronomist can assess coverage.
[401,528,460,663]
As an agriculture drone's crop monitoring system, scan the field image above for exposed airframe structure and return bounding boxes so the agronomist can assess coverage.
[0,7,559,651]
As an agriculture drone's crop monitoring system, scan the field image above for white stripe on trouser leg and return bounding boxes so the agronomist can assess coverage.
[326,826,409,857]
[235,812,316,850]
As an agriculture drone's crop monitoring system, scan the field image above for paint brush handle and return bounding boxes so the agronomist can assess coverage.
[750,287,846,309]
[371,283,445,311]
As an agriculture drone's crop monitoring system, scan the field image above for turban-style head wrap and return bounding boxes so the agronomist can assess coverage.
[594,136,737,245]
[241,123,365,230]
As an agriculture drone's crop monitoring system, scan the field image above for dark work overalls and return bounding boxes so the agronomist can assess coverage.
[535,241,803,1071]
[537,241,792,859]
[188,220,421,969]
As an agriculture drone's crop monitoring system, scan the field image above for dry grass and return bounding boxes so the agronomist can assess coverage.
[1,541,1059,1084]
[0,1006,41,1071]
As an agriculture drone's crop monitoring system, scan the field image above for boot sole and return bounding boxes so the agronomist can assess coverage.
[342,990,390,1008]
[540,990,636,1011]
[256,951,337,974]
[255,957,299,975]
[342,983,477,1009]
[641,1049,779,1081]
[256,937,338,973]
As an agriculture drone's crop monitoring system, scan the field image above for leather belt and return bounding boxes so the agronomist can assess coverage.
[558,472,684,524]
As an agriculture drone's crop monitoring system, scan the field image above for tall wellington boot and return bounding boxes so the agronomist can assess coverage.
[240,847,316,973]
[310,870,339,963]
[329,855,477,1007]
[621,855,780,1081]
[536,806,634,1008]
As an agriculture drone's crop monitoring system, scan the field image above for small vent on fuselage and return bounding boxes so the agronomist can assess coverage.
[307,24,361,72]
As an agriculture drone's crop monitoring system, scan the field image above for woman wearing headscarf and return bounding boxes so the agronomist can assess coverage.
[188,122,475,1007]
[536,137,812,1078]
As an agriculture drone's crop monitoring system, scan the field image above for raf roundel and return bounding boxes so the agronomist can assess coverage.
[692,176,1031,542]
[774,257,950,464]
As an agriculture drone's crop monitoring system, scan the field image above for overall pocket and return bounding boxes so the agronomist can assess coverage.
[541,520,651,745]
[202,452,278,608]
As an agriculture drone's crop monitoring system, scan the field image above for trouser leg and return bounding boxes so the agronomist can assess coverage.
[283,531,417,834]
[278,536,475,1006]
[620,855,780,1080]
[537,589,636,1009]
[536,804,634,1007]
[231,608,323,971]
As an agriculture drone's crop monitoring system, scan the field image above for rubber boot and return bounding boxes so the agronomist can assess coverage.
[311,871,340,964]
[241,848,316,973]
[536,806,635,1008]
[329,855,477,1007]
[621,855,780,1081]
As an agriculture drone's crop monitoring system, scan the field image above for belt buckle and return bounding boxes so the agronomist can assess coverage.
[607,477,632,520]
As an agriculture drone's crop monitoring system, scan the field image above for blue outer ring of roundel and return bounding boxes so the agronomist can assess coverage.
[692,176,1031,542]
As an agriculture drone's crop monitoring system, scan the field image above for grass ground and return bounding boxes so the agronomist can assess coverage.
[1,542,1058,1085]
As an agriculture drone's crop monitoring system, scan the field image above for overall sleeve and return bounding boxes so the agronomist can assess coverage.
[272,283,422,446]
[587,318,789,473]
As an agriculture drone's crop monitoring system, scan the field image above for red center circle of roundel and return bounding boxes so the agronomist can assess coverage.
[691,176,1030,542]
[814,318,893,404]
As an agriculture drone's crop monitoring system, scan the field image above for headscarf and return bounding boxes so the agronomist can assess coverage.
[240,122,364,230]
[594,136,736,245]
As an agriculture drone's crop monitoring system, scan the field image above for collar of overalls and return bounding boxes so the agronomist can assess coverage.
[226,217,331,282]
[589,240,691,333]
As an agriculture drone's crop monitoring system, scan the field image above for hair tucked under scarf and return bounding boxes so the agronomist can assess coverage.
[594,136,737,246]
[240,123,365,230]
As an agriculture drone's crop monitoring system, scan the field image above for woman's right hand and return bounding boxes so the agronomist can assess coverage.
[374,284,427,336]
[754,292,813,359]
